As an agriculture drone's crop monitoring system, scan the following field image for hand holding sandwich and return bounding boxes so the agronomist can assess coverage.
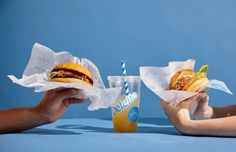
[161,65,236,136]
[36,89,86,123]
[160,92,210,134]
[0,62,93,133]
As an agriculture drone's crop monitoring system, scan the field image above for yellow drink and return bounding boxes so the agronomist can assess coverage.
[111,94,140,132]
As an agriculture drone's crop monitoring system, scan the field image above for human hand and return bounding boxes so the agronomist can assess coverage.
[160,92,210,132]
[35,88,86,123]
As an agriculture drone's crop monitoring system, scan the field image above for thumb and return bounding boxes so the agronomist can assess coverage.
[195,92,209,108]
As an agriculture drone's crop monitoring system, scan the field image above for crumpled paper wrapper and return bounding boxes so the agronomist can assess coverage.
[140,59,233,104]
[8,43,122,111]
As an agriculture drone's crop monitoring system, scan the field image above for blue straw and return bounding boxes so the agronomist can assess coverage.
[121,60,130,96]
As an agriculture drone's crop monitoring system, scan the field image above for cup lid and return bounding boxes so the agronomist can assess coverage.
[107,76,140,82]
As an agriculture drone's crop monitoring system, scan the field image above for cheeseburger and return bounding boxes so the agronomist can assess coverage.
[49,62,93,85]
[169,65,209,92]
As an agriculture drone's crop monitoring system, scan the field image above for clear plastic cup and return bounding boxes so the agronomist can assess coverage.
[107,76,141,132]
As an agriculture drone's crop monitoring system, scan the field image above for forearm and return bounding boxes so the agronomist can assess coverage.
[180,116,236,137]
[0,107,49,133]
[212,105,236,118]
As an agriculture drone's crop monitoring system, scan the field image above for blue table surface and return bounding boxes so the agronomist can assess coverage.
[0,118,235,152]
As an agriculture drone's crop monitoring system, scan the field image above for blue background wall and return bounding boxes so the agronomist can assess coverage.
[1,0,236,118]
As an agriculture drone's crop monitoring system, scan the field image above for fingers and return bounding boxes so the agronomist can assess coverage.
[67,98,86,104]
[184,91,207,103]
[63,98,87,107]
[180,92,208,111]
[181,95,198,108]
[55,88,81,100]
[161,91,209,109]
[56,89,88,104]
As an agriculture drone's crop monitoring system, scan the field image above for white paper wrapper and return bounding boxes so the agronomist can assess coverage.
[140,59,233,104]
[8,43,122,111]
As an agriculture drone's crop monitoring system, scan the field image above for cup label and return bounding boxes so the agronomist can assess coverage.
[112,92,138,116]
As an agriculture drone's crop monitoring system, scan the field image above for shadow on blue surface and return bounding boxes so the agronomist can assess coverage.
[137,126,179,135]
[57,125,179,136]
[56,117,180,136]
[20,128,81,135]
[138,117,172,125]
[100,117,172,125]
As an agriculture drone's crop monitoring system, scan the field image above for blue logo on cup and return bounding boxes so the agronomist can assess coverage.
[128,106,139,122]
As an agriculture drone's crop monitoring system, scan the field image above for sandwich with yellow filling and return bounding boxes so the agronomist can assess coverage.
[48,62,93,85]
[169,65,209,92]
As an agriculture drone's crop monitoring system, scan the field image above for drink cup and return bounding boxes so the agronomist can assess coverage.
[107,76,141,132]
